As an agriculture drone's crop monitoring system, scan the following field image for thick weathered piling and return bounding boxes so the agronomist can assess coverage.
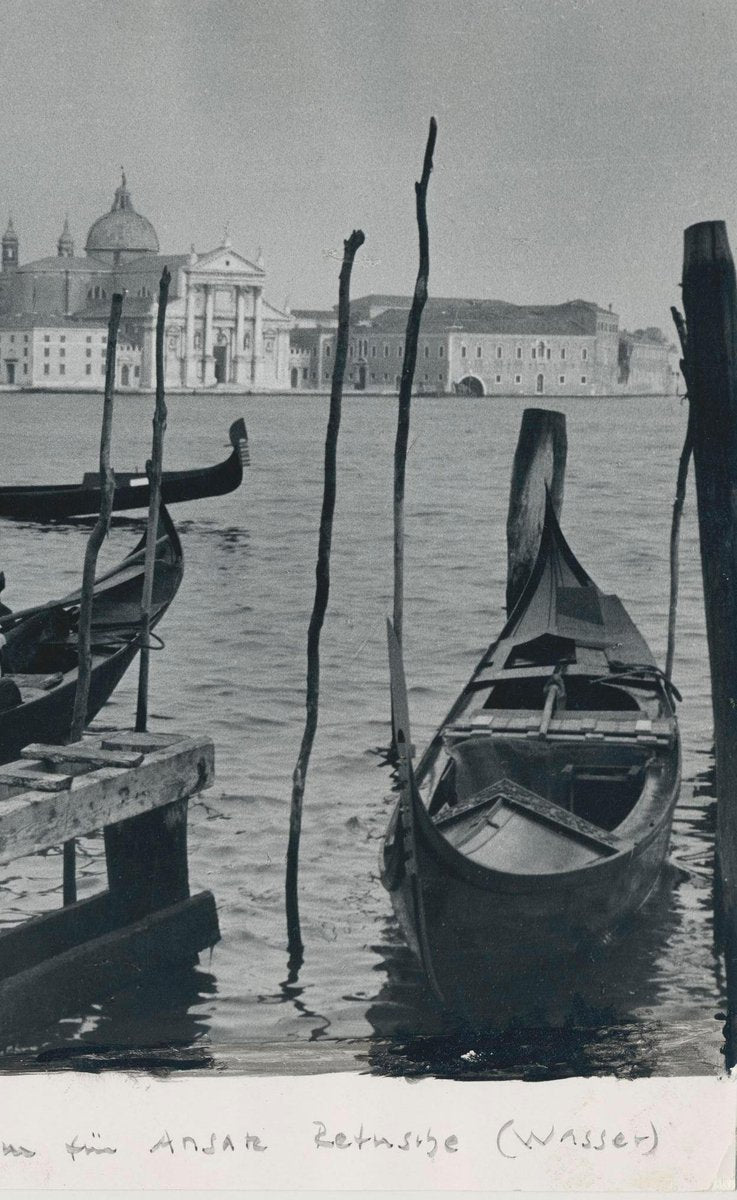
[135,266,171,734]
[506,407,567,613]
[66,291,123,904]
[286,229,365,967]
[664,307,693,686]
[680,220,737,1064]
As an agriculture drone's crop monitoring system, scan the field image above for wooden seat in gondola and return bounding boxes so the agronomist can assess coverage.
[433,776,632,873]
[445,708,676,746]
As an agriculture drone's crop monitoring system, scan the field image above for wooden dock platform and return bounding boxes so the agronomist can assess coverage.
[0,731,219,1040]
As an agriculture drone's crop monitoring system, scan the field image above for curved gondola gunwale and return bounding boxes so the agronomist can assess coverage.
[0,419,247,522]
[382,731,680,897]
[401,763,677,896]
[0,505,183,762]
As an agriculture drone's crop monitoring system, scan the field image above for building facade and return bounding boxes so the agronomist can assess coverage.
[0,174,293,391]
[291,295,677,396]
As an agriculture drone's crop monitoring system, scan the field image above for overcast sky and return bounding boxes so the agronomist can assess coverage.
[1,0,735,328]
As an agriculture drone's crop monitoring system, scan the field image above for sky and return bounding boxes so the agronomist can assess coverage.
[1,0,736,329]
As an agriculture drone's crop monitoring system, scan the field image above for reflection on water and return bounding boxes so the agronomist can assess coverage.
[364,855,723,1079]
[0,392,727,1077]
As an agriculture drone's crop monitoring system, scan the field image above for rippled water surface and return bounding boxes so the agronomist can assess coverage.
[0,390,725,1078]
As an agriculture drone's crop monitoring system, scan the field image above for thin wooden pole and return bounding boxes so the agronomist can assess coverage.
[680,220,737,1065]
[286,229,365,967]
[135,267,171,734]
[66,291,123,904]
[506,407,567,614]
[392,117,437,650]
[664,306,693,685]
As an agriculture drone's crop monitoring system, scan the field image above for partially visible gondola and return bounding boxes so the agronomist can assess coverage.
[0,505,183,762]
[381,496,681,1019]
[0,419,248,522]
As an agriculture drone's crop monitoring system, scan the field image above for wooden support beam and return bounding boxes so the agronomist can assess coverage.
[104,797,190,924]
[680,219,737,1067]
[0,891,219,1039]
[506,407,567,613]
[0,735,214,865]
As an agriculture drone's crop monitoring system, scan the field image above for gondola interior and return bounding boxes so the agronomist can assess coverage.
[409,498,678,876]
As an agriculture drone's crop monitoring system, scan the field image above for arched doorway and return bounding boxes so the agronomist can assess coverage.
[213,345,227,384]
[356,364,367,390]
[456,374,485,397]
[536,373,544,394]
[291,367,299,388]
[121,364,130,386]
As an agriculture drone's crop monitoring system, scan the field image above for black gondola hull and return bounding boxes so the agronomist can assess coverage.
[0,419,247,522]
[381,498,682,1022]
[385,756,679,1022]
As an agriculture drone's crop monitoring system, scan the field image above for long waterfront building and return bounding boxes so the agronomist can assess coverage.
[0,174,293,391]
[290,295,678,396]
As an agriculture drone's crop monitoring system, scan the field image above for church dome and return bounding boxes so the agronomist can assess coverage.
[85,172,159,263]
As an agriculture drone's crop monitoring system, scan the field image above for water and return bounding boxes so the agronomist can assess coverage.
[0,390,726,1077]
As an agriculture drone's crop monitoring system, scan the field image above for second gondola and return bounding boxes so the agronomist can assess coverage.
[382,496,681,1020]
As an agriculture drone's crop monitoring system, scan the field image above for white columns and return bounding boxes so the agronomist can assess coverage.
[184,277,195,387]
[141,321,155,389]
[251,286,263,385]
[203,284,215,385]
[233,286,247,385]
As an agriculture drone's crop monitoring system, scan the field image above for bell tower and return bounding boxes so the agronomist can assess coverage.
[2,218,18,272]
[57,215,74,258]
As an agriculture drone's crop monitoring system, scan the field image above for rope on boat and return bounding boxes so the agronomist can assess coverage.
[594,661,682,705]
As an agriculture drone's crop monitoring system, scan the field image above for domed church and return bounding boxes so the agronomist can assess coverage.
[85,172,159,264]
[0,173,293,391]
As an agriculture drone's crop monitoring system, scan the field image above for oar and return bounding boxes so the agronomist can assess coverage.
[540,664,566,738]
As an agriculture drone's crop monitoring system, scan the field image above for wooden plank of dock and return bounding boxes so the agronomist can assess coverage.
[0,734,214,865]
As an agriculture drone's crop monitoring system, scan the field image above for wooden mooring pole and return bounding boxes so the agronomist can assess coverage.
[135,266,171,734]
[392,116,437,652]
[286,229,365,968]
[680,220,737,1065]
[66,291,123,905]
[506,407,567,613]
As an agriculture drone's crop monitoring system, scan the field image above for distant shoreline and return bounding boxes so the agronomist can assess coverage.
[0,385,680,401]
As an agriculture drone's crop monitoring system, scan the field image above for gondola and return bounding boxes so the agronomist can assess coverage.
[382,495,681,1020]
[0,418,248,522]
[0,505,183,763]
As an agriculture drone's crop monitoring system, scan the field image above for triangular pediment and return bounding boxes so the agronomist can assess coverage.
[190,246,265,277]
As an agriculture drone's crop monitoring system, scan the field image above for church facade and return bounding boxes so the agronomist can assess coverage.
[0,175,293,391]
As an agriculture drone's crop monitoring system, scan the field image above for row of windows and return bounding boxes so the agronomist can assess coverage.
[39,362,139,378]
[337,339,593,362]
[41,334,107,345]
[460,343,589,362]
[498,374,588,386]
